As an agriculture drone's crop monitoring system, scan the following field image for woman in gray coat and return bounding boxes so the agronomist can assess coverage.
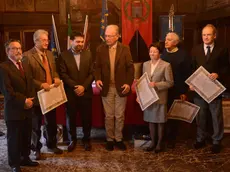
[140,43,174,153]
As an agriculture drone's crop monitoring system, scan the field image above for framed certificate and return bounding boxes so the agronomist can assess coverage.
[185,66,226,103]
[135,72,159,111]
[37,81,67,115]
[167,100,200,123]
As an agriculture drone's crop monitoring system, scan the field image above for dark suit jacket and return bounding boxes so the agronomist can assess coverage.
[94,42,134,97]
[0,58,35,121]
[59,49,94,99]
[23,47,59,93]
[191,43,230,97]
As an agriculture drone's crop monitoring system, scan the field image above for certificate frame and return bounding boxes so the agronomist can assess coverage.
[185,66,226,103]
[167,100,200,123]
[37,81,67,115]
[135,72,159,111]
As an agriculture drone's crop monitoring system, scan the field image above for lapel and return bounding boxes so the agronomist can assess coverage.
[68,49,81,72]
[207,44,218,63]
[115,42,122,67]
[31,47,45,71]
[7,60,25,80]
[149,59,163,81]
[79,51,86,72]
[146,60,152,80]
[198,44,207,65]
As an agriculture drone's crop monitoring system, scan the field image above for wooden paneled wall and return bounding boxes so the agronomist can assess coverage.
[0,0,229,62]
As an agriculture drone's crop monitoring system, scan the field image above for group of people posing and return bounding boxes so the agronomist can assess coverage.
[0,23,229,172]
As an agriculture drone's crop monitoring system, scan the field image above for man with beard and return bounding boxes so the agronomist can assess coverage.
[0,39,39,172]
[23,30,63,160]
[59,32,94,152]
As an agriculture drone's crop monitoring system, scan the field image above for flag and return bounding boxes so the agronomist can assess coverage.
[83,15,89,50]
[100,0,108,41]
[51,14,61,58]
[121,0,152,47]
[67,13,72,50]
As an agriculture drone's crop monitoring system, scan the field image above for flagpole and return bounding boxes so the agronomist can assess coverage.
[83,15,89,49]
[67,13,72,50]
[52,14,61,55]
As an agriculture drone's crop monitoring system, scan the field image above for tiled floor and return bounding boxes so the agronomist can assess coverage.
[1,120,230,172]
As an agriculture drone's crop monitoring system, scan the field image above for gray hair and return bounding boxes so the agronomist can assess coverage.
[105,25,120,35]
[166,32,180,45]
[33,29,48,43]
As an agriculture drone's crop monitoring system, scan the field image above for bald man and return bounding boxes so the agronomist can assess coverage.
[161,32,192,148]
[94,25,134,151]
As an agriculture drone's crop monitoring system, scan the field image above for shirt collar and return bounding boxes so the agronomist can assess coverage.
[8,57,21,67]
[166,47,178,53]
[71,48,81,55]
[204,43,214,49]
[35,47,46,56]
[109,42,118,50]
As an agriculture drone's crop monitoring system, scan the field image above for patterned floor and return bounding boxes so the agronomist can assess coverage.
[1,120,230,172]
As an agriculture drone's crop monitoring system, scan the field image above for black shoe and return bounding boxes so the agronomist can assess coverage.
[211,144,221,154]
[33,150,41,160]
[20,158,39,167]
[106,141,114,151]
[145,146,155,152]
[11,166,21,172]
[115,141,127,151]
[193,141,206,149]
[83,141,92,151]
[67,141,77,152]
[167,141,175,149]
[0,131,4,137]
[47,147,63,154]
[155,148,163,153]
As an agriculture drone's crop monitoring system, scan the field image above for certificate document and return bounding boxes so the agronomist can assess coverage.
[37,81,67,115]
[185,66,226,103]
[135,72,159,111]
[167,100,200,123]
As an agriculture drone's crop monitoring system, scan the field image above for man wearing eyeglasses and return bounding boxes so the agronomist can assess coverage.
[95,25,134,151]
[23,29,63,160]
[0,39,39,172]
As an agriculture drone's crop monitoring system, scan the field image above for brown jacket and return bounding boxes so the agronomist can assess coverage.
[23,47,59,92]
[94,42,134,97]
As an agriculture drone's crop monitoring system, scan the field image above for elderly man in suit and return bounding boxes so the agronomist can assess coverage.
[0,39,39,172]
[190,24,230,153]
[59,32,94,152]
[23,29,63,159]
[95,25,134,151]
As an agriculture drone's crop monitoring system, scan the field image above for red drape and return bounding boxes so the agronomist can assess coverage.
[121,0,152,47]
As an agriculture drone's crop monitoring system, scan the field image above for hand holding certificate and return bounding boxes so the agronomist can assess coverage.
[185,66,226,103]
[135,72,159,111]
[37,80,67,115]
[167,100,200,123]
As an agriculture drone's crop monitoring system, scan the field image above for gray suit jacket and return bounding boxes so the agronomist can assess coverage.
[143,59,174,104]
[23,47,59,92]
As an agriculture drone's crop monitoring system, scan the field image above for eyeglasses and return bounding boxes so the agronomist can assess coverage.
[9,47,22,51]
[39,39,50,43]
[104,35,117,38]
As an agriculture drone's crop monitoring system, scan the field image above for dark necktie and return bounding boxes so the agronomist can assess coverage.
[206,46,211,60]
[16,61,24,76]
